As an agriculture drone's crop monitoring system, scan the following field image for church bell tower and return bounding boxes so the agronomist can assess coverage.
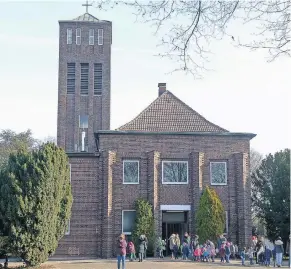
[57,2,112,153]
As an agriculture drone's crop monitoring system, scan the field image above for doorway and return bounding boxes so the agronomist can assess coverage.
[161,211,188,256]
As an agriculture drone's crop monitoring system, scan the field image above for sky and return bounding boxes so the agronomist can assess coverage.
[0,1,290,155]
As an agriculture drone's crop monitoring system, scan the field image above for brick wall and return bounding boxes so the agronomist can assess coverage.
[55,156,101,257]
[98,134,251,256]
[57,20,112,153]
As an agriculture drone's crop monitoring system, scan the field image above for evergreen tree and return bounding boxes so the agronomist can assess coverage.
[0,143,73,266]
[132,199,155,255]
[251,149,290,245]
[196,186,225,243]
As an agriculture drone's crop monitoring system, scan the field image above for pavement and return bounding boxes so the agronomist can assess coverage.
[1,257,290,268]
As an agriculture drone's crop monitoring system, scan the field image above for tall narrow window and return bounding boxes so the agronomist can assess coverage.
[98,29,103,45]
[65,220,70,235]
[89,29,94,45]
[94,63,102,95]
[80,63,89,95]
[67,29,72,44]
[76,28,81,45]
[67,63,75,94]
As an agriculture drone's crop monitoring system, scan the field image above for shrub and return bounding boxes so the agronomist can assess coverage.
[0,143,73,266]
[132,199,155,256]
[196,186,225,243]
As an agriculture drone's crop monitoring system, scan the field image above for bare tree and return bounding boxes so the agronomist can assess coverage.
[95,0,290,76]
[250,148,263,176]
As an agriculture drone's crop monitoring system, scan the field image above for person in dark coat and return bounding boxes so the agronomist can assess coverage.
[264,246,272,266]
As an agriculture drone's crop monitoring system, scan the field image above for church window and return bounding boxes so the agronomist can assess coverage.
[94,63,102,95]
[79,115,88,129]
[67,28,72,44]
[162,161,188,184]
[67,63,75,94]
[76,28,81,45]
[123,160,139,184]
[89,29,94,45]
[65,219,70,235]
[122,210,136,235]
[210,161,227,185]
[98,29,103,45]
[80,63,89,95]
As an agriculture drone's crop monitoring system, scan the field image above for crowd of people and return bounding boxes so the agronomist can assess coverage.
[116,233,286,269]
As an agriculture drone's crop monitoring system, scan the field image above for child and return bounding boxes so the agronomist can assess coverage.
[128,241,136,261]
[241,247,246,266]
[194,245,202,261]
[225,242,231,263]
[272,248,276,267]
[202,245,209,262]
[173,244,179,260]
[248,246,254,265]
[182,242,189,260]
[220,243,226,263]
[264,247,271,267]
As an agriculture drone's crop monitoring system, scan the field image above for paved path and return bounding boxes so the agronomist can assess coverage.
[43,258,290,269]
[3,258,290,268]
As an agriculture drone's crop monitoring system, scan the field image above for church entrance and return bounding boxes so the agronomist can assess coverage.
[161,211,188,256]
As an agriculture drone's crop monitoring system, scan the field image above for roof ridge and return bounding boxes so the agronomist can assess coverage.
[166,91,229,132]
[117,92,165,130]
[117,90,228,132]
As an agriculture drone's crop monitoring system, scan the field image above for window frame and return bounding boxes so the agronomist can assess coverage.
[122,210,136,235]
[89,29,94,45]
[67,28,72,45]
[76,28,81,45]
[65,219,70,235]
[123,160,139,185]
[210,161,228,186]
[162,160,189,185]
[98,29,103,45]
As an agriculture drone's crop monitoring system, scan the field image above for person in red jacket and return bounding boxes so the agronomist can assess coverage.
[117,234,127,269]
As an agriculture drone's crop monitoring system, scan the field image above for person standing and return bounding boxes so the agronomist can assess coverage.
[274,236,284,267]
[117,234,127,269]
[169,234,176,259]
[138,235,146,262]
[241,247,246,266]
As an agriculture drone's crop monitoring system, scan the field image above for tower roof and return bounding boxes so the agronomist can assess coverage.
[117,91,229,133]
[72,12,99,22]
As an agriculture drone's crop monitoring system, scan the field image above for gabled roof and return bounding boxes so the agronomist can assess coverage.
[117,91,228,133]
[72,12,99,22]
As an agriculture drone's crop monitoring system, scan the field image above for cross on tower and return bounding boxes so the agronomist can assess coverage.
[82,0,92,13]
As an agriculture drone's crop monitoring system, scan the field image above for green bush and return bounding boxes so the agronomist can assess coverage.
[132,199,155,256]
[196,186,225,243]
[0,143,73,266]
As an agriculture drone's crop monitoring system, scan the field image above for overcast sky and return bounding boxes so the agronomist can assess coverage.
[0,1,290,155]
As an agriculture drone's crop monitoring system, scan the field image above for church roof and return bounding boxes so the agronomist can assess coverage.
[117,91,228,133]
[72,12,99,22]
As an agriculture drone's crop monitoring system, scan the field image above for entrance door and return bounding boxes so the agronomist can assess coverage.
[162,211,188,256]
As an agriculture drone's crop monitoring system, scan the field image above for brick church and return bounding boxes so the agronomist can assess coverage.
[55,8,256,258]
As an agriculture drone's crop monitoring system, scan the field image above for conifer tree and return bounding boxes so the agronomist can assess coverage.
[132,199,155,255]
[0,143,73,266]
[196,186,225,243]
